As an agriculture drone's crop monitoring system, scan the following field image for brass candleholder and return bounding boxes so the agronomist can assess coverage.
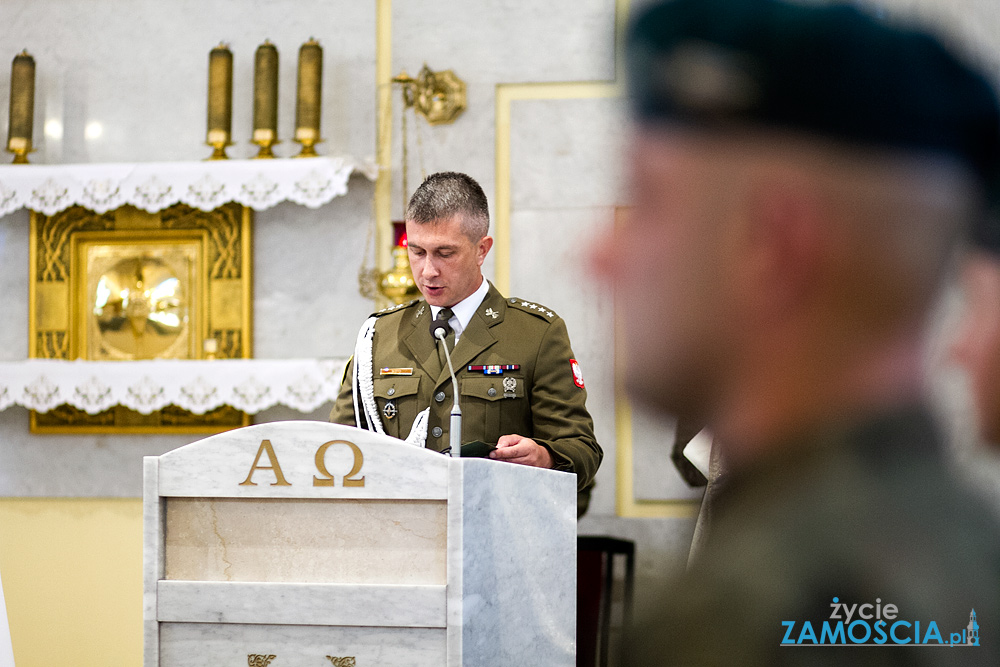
[206,131,232,161]
[293,39,323,158]
[252,40,279,159]
[251,132,277,159]
[292,129,321,158]
[7,136,31,164]
[7,50,35,164]
[205,43,233,160]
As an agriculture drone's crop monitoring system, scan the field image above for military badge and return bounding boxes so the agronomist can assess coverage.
[503,376,517,398]
[382,400,397,420]
[571,359,585,388]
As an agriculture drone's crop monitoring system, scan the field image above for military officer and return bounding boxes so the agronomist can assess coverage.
[331,172,602,512]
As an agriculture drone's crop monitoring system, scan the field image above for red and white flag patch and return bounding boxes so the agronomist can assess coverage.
[571,359,585,388]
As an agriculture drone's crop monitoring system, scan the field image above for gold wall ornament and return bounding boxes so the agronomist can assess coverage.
[293,38,323,157]
[247,655,276,667]
[28,202,253,434]
[206,43,234,160]
[393,65,466,126]
[7,50,36,164]
[252,40,280,159]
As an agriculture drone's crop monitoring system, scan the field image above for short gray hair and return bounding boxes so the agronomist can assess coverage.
[405,172,490,241]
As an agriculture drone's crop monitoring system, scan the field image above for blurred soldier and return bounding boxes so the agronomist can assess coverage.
[950,222,1000,446]
[591,0,1000,663]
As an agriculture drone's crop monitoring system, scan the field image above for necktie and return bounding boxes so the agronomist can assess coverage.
[435,307,455,373]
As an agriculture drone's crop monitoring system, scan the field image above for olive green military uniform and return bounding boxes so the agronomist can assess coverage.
[330,282,602,504]
[624,406,1000,666]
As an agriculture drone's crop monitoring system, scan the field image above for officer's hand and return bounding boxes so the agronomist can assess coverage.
[490,434,553,468]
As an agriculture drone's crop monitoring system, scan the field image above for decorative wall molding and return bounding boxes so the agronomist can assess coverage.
[0,358,348,415]
[0,157,378,216]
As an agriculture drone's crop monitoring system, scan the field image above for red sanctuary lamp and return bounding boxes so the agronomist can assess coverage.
[378,221,419,304]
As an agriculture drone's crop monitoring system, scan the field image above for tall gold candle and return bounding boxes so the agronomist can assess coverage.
[206,42,233,159]
[252,40,279,154]
[294,38,323,155]
[7,50,35,163]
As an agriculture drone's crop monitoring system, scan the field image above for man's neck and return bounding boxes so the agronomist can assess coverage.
[430,277,489,334]
[712,329,928,469]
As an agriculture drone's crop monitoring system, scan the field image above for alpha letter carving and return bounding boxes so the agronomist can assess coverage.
[239,439,292,486]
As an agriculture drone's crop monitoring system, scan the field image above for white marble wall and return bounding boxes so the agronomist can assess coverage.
[0,0,376,163]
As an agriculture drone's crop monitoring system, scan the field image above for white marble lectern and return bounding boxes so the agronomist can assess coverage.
[143,421,577,666]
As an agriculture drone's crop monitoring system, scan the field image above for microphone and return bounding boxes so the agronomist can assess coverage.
[431,315,462,457]
[429,317,449,341]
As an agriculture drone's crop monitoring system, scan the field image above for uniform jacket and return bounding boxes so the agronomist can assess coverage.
[623,406,1000,666]
[330,282,602,494]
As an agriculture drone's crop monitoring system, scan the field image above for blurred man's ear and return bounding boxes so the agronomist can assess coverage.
[738,174,825,317]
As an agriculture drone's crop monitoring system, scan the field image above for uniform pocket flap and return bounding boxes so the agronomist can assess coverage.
[374,376,421,399]
[460,376,523,401]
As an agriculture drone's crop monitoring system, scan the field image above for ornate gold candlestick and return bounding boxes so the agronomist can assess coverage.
[252,40,279,159]
[293,38,323,157]
[206,43,233,160]
[7,50,35,164]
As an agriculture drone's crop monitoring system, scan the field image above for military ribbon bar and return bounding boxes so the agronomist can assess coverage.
[467,364,520,374]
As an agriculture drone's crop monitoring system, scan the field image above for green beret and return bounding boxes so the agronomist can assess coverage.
[627,0,1000,247]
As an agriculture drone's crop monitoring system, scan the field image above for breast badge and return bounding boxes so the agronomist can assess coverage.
[503,376,517,398]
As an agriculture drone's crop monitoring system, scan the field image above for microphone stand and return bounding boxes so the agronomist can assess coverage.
[434,328,462,457]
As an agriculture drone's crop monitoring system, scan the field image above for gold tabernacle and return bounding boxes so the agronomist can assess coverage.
[28,203,253,433]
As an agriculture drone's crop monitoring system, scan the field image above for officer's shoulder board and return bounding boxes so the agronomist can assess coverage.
[507,297,558,321]
[371,299,421,318]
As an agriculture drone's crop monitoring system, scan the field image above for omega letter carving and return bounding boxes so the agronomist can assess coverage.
[239,439,292,486]
[313,440,366,487]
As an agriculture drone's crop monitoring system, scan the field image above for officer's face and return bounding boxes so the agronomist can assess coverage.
[590,127,741,420]
[406,215,493,307]
[950,253,1000,445]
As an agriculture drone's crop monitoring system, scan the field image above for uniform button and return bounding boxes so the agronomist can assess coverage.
[387,388,395,396]
[432,426,443,438]
[435,391,446,403]
[487,387,497,397]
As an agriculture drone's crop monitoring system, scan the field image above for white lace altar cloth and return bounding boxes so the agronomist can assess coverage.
[0,156,378,216]
[0,358,349,415]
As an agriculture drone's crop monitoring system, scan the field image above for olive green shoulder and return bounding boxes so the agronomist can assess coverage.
[505,297,559,321]
[370,299,422,318]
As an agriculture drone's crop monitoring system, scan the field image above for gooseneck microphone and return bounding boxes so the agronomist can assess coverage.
[431,314,462,457]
